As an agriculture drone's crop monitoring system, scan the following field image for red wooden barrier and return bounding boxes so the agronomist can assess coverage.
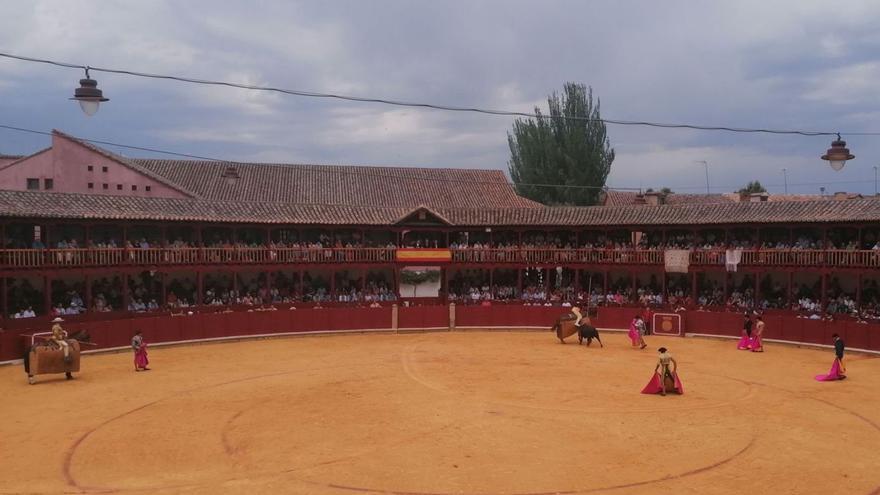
[399,306,448,329]
[4,307,880,363]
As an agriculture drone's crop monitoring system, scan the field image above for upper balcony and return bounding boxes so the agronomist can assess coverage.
[2,247,880,270]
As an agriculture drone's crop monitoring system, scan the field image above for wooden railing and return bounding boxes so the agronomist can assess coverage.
[3,247,880,270]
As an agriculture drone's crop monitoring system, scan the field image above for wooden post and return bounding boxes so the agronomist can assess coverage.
[330,268,336,300]
[787,271,794,309]
[821,272,828,309]
[691,271,698,299]
[631,269,637,301]
[754,271,761,307]
[574,268,581,298]
[603,270,609,295]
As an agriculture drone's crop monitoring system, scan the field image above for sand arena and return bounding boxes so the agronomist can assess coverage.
[1,331,878,495]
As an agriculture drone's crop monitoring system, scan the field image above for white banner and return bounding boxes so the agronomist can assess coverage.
[725,249,743,272]
[664,249,690,273]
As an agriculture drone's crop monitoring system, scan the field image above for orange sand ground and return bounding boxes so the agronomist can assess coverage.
[1,331,878,495]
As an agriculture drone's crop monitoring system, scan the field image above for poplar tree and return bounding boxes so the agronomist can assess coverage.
[508,83,614,205]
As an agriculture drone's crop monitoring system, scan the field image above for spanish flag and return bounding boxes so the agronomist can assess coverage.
[396,248,452,263]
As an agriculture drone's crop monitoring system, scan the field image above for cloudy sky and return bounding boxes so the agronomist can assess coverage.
[2,0,880,195]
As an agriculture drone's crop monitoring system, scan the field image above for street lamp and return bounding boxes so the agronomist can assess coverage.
[696,160,710,194]
[70,67,109,116]
[874,166,878,196]
[782,168,788,194]
[821,134,855,171]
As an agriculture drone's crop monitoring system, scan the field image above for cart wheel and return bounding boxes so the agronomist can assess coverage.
[28,376,35,385]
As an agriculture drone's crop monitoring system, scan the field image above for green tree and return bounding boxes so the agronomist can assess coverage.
[737,181,767,194]
[508,83,614,205]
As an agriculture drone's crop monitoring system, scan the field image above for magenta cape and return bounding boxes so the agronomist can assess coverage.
[815,358,845,381]
[134,343,149,368]
[628,322,640,346]
[737,333,751,350]
[641,371,684,394]
[750,335,763,352]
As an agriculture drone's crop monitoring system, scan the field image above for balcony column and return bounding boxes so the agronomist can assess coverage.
[442,268,449,303]
[516,268,522,299]
[856,273,862,310]
[630,269,637,302]
[603,270,609,296]
[691,271,698,301]
[196,271,203,306]
[754,272,761,308]
[1,277,7,322]
[160,272,167,309]
[85,275,92,312]
[232,270,238,301]
[488,268,494,296]
[122,272,130,312]
[787,271,794,309]
[44,275,51,316]
[722,272,729,302]
[822,228,828,250]
[298,268,305,300]
[543,268,550,300]
[661,271,668,304]
[574,268,581,298]
[330,268,336,301]
[265,270,272,304]
[821,273,828,310]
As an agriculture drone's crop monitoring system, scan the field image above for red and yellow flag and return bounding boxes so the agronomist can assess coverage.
[395,249,452,263]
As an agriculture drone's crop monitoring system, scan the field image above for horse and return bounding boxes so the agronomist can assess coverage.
[551,311,603,347]
[23,338,83,384]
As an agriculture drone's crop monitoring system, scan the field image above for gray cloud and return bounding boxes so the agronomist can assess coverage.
[1,0,879,195]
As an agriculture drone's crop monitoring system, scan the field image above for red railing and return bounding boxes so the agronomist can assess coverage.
[4,247,880,269]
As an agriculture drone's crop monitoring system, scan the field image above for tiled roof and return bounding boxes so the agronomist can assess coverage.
[3,190,880,227]
[0,154,24,159]
[603,189,862,206]
[129,158,541,209]
[602,190,737,206]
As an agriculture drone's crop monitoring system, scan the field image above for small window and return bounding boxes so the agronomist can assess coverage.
[26,178,39,190]
[87,165,94,172]
[131,185,138,191]
[102,183,109,190]
[88,182,94,189]
[102,166,108,173]
[145,186,151,192]
[44,178,54,190]
[116,184,123,190]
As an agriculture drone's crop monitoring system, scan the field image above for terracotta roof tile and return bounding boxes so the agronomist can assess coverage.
[3,190,880,227]
[130,158,541,209]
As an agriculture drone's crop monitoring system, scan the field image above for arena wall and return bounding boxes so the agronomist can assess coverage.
[2,305,878,363]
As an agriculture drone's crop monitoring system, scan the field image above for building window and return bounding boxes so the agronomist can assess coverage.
[26,178,39,190]
[102,166,108,173]
[87,165,94,172]
[116,184,123,190]
[44,178,54,190]
[132,185,138,191]
[88,182,94,189]
[145,186,151,192]
[102,183,109,190]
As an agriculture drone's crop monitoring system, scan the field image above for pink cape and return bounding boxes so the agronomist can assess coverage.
[628,322,640,346]
[737,333,751,350]
[641,371,684,394]
[750,335,763,352]
[134,343,149,368]
[815,358,846,381]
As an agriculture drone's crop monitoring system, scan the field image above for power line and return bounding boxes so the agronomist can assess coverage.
[4,51,880,137]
